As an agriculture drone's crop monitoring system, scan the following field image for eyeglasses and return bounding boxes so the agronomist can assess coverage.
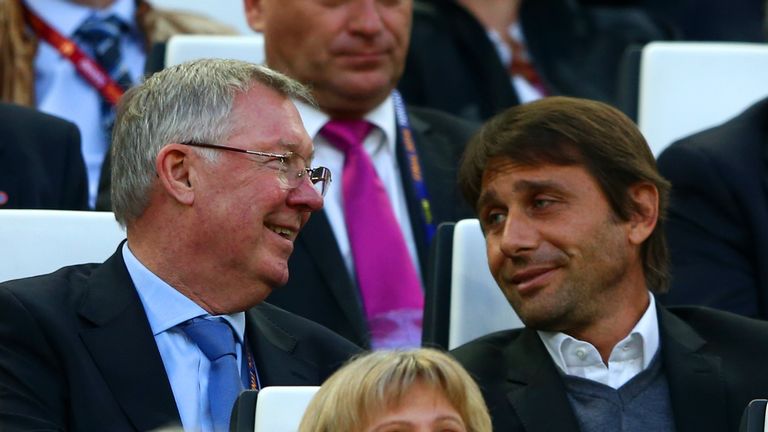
[181,141,331,197]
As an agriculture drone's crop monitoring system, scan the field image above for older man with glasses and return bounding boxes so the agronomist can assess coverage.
[0,59,359,432]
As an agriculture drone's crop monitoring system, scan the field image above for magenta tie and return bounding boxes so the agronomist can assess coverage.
[320,119,424,349]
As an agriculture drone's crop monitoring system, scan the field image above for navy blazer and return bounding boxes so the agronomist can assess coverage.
[657,97,768,318]
[0,103,88,210]
[453,306,768,432]
[399,0,672,122]
[266,106,477,348]
[0,247,360,431]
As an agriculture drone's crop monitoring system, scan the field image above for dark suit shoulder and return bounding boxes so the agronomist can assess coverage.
[0,103,75,130]
[0,263,98,304]
[253,302,361,359]
[659,96,768,165]
[451,329,525,372]
[407,105,480,143]
[668,306,768,346]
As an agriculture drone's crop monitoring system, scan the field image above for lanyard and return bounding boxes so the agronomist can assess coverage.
[392,90,436,243]
[21,3,126,106]
[242,342,261,391]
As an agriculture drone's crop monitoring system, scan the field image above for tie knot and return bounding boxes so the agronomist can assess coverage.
[180,318,237,361]
[320,119,374,153]
[75,15,127,42]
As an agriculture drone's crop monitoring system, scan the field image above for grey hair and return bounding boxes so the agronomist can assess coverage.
[110,58,313,226]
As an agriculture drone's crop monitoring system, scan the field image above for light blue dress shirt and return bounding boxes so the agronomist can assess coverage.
[26,0,145,208]
[122,243,246,432]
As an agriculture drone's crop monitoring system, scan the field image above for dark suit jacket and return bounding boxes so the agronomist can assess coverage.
[657,97,768,318]
[0,247,360,431]
[399,0,672,122]
[265,106,477,348]
[452,306,768,432]
[0,103,88,210]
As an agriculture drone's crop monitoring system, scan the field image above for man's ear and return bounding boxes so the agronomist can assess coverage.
[626,182,659,245]
[244,0,266,31]
[156,144,196,206]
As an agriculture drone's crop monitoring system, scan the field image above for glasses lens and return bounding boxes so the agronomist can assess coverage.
[310,167,331,197]
[277,153,330,197]
[277,153,305,189]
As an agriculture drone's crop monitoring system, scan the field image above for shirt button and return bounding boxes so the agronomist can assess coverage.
[622,345,631,351]
[575,349,586,360]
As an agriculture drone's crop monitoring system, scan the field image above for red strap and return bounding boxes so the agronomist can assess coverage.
[22,3,126,106]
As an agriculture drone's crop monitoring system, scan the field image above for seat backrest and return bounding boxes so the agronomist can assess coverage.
[448,219,523,349]
[146,0,255,34]
[739,399,768,432]
[252,386,320,432]
[638,42,768,156]
[164,35,265,67]
[422,222,455,349]
[0,210,126,283]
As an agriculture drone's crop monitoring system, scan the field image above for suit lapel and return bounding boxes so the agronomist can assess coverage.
[295,211,369,344]
[244,304,318,386]
[78,247,180,431]
[659,308,727,432]
[503,329,582,432]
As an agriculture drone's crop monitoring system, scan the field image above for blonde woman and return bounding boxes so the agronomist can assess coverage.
[299,348,491,432]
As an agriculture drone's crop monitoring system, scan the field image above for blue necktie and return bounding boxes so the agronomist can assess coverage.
[181,318,242,432]
[73,15,133,133]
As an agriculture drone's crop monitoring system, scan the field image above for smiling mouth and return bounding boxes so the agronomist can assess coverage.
[510,267,559,293]
[267,224,297,241]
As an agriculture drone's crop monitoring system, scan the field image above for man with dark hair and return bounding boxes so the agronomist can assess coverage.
[0,59,359,432]
[452,96,768,432]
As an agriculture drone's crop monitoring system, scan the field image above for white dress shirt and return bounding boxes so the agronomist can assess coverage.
[123,243,246,432]
[538,294,660,389]
[487,22,545,104]
[26,0,146,208]
[294,96,423,280]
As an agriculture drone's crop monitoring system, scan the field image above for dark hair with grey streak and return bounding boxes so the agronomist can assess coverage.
[458,96,671,293]
[110,58,314,226]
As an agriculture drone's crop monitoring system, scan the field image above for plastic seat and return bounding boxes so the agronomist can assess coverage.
[433,219,524,349]
[423,222,455,349]
[739,399,768,432]
[0,210,125,283]
[638,42,768,156]
[230,386,320,432]
[164,34,265,67]
[146,0,255,34]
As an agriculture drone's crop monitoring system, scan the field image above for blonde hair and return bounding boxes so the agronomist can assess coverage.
[298,348,492,432]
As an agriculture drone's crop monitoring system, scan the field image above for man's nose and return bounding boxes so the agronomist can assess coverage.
[348,0,385,36]
[498,213,540,257]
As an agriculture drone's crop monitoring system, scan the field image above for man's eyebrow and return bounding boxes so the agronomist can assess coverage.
[277,139,315,162]
[477,178,567,209]
[477,189,500,210]
[512,179,567,194]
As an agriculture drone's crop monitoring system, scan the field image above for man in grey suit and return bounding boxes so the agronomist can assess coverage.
[452,96,768,432]
[0,59,359,431]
